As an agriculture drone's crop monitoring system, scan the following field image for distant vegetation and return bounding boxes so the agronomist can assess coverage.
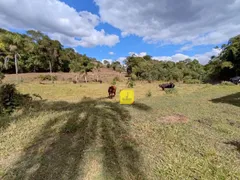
[0,28,124,82]
[125,34,240,83]
[0,28,240,83]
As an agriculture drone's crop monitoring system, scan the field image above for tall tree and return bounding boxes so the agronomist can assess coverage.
[0,33,22,82]
[69,54,95,83]
[38,36,62,82]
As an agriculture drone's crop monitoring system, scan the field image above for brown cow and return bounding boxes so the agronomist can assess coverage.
[108,86,117,99]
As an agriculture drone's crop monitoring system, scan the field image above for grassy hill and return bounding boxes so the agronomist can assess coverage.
[3,68,126,84]
[0,82,240,179]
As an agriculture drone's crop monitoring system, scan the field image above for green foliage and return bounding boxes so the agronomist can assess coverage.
[111,79,117,85]
[184,79,202,84]
[0,72,4,83]
[0,84,32,114]
[1,28,240,83]
[38,75,57,81]
[125,55,206,82]
[70,55,94,73]
[146,90,152,97]
[127,79,135,88]
[205,35,240,81]
[130,74,137,81]
[69,54,95,83]
[220,81,235,86]
[113,76,120,82]
[164,88,178,95]
[0,29,98,74]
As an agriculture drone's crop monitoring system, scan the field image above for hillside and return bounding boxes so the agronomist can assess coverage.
[3,68,127,84]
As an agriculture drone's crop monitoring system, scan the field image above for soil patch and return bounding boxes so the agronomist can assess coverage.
[160,114,188,123]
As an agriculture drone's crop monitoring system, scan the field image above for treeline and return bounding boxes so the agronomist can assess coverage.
[0,28,239,83]
[125,56,205,83]
[125,35,240,83]
[0,28,103,74]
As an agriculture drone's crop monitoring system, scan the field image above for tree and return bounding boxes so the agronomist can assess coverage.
[95,62,102,82]
[103,60,111,68]
[0,33,22,82]
[69,54,95,83]
[38,36,62,82]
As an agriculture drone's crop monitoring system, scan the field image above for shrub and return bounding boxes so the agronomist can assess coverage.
[165,88,178,95]
[127,79,135,88]
[0,72,5,84]
[0,84,32,114]
[130,74,137,81]
[184,79,202,84]
[220,81,235,86]
[146,90,152,97]
[38,75,57,81]
[62,121,79,133]
[111,79,117,85]
[113,76,120,82]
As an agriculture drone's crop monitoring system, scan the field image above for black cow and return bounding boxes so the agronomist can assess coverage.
[159,82,175,90]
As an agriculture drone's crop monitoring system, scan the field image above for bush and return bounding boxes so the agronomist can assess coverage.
[38,75,57,81]
[111,79,117,85]
[127,79,135,88]
[0,72,5,84]
[113,76,120,82]
[184,79,202,84]
[220,81,235,86]
[0,84,32,114]
[146,90,152,97]
[130,74,137,81]
[165,88,178,95]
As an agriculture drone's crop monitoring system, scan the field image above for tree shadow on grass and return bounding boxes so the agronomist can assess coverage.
[3,98,151,180]
[211,92,240,107]
[225,141,240,153]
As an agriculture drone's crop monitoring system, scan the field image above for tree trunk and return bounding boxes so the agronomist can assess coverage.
[96,73,99,82]
[49,60,53,83]
[14,53,19,82]
[76,74,79,83]
[84,72,88,83]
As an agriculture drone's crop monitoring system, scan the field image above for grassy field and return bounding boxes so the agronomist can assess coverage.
[0,81,240,180]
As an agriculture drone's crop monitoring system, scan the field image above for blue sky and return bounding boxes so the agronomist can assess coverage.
[1,0,239,64]
[61,0,221,61]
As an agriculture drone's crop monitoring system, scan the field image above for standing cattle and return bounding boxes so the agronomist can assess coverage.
[108,86,117,99]
[159,82,175,90]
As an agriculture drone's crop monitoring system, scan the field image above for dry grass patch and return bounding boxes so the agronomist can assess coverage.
[160,114,189,123]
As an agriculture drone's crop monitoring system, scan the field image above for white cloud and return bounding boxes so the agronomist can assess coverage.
[102,59,112,64]
[116,57,126,64]
[192,48,222,64]
[101,57,126,65]
[109,52,115,55]
[129,52,147,57]
[95,0,240,49]
[153,48,222,64]
[0,0,119,47]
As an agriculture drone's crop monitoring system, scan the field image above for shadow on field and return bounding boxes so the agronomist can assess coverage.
[211,92,240,107]
[3,98,151,180]
[225,141,240,153]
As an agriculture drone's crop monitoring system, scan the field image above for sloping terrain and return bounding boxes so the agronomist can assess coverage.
[1,83,240,179]
[3,68,127,83]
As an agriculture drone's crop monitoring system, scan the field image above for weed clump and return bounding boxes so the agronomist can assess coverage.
[220,81,235,86]
[38,75,57,81]
[146,90,152,97]
[0,84,32,114]
[127,79,135,88]
[164,88,178,95]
